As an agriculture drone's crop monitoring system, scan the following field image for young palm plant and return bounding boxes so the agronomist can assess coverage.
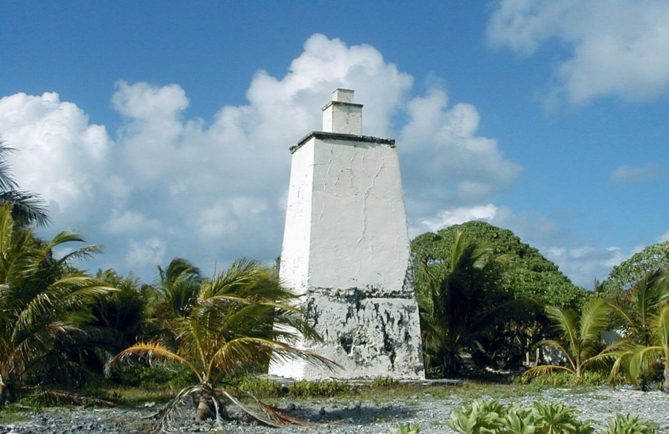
[418,230,534,375]
[525,297,612,380]
[607,304,669,392]
[110,258,335,427]
[604,270,669,390]
[418,230,495,375]
[0,205,114,406]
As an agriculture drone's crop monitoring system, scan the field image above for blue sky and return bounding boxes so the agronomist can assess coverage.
[0,0,667,288]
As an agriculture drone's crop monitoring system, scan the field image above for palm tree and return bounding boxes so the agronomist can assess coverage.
[0,205,114,406]
[110,258,334,427]
[607,306,669,392]
[418,230,534,375]
[0,141,48,227]
[156,257,202,318]
[524,298,612,379]
[605,270,669,391]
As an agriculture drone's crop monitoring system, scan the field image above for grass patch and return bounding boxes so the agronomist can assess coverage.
[0,404,30,424]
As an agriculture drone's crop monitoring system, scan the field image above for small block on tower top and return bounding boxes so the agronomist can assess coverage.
[332,89,355,103]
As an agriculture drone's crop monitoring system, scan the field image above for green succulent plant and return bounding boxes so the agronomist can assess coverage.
[448,399,509,433]
[389,422,422,434]
[532,401,594,434]
[605,414,658,434]
[499,407,536,434]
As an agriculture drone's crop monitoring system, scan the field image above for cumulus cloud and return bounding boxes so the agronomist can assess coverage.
[399,89,520,216]
[0,92,113,219]
[487,0,669,104]
[610,162,663,184]
[0,34,521,280]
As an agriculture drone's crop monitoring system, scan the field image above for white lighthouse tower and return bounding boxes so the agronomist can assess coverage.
[270,89,424,380]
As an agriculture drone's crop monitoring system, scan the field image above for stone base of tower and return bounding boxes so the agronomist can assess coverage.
[269,287,425,380]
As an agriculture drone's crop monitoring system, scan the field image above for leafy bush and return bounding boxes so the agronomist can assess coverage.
[235,377,282,398]
[517,370,609,387]
[605,414,658,434]
[389,422,422,434]
[288,380,352,397]
[372,376,400,388]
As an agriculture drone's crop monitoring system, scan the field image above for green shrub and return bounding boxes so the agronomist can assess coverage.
[372,376,400,388]
[389,422,421,434]
[288,379,351,397]
[234,377,282,398]
[517,370,608,387]
[605,414,658,434]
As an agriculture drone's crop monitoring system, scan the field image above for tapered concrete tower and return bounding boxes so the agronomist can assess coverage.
[270,89,424,380]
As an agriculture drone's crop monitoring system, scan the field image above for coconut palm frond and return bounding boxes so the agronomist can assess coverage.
[55,244,103,266]
[545,306,579,353]
[524,364,572,378]
[109,342,196,375]
[628,345,663,381]
[578,298,611,344]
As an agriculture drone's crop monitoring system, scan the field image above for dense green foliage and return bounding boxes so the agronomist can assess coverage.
[604,270,669,392]
[418,230,540,375]
[0,205,115,405]
[602,241,669,297]
[412,221,587,309]
[413,222,589,376]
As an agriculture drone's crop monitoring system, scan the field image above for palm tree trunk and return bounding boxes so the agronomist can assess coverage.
[663,364,669,394]
[195,382,217,422]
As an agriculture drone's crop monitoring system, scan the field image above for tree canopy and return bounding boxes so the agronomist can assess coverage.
[603,241,669,296]
[411,221,587,309]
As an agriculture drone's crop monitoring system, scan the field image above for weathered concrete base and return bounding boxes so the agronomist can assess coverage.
[270,287,424,380]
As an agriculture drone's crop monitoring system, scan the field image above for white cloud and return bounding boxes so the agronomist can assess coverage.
[610,162,662,184]
[544,245,628,288]
[125,238,166,267]
[0,92,113,218]
[417,204,498,233]
[487,0,669,104]
[399,89,521,216]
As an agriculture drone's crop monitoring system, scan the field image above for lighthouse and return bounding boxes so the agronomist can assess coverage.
[270,89,425,380]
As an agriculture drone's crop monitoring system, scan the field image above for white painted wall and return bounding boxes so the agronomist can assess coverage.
[309,138,411,294]
[278,139,315,297]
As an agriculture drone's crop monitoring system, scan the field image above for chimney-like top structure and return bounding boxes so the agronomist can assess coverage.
[322,88,363,135]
